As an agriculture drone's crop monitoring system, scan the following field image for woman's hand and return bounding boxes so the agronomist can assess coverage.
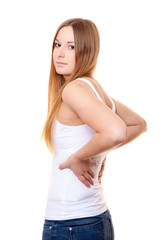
[59,154,98,188]
[98,156,106,184]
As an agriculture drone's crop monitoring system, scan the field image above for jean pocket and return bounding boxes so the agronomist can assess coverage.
[42,221,53,240]
[43,222,53,230]
[71,218,104,240]
[42,223,52,240]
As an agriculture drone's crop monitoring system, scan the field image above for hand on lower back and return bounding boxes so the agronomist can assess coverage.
[59,155,98,188]
[98,156,106,184]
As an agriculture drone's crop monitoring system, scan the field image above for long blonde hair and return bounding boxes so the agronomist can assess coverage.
[41,18,100,154]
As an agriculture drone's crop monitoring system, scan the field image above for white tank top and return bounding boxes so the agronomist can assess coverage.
[44,78,116,220]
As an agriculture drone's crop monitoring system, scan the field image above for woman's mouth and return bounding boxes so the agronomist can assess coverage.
[56,62,68,66]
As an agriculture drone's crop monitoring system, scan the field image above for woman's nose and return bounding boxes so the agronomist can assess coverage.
[58,47,65,58]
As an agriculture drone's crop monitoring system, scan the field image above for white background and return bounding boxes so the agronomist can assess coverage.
[0,0,163,239]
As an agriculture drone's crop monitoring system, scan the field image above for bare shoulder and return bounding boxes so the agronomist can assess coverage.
[62,79,98,103]
[60,78,126,134]
[62,77,115,112]
[61,78,122,133]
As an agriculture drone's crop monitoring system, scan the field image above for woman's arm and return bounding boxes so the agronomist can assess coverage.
[98,97,147,184]
[61,81,127,160]
[59,81,127,188]
[107,98,147,152]
[97,81,147,151]
[59,81,146,187]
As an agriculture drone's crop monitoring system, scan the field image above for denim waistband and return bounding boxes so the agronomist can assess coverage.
[44,209,111,227]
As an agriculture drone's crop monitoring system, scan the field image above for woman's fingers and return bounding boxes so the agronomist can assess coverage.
[88,167,95,179]
[84,171,94,185]
[78,175,91,188]
[60,156,99,188]
[59,163,65,170]
[98,165,104,177]
[59,159,71,170]
[79,159,97,187]
[77,169,94,188]
[90,160,98,166]
[98,156,107,184]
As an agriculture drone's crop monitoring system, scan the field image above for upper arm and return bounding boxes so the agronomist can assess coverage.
[62,81,126,135]
[111,98,147,128]
[95,81,146,128]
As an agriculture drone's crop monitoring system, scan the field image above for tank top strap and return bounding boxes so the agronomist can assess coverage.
[76,78,116,113]
[108,95,116,113]
[76,78,104,103]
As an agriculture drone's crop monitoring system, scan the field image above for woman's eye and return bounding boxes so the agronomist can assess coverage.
[68,45,75,50]
[54,43,60,48]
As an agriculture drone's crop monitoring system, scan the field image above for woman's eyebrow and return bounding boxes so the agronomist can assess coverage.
[55,39,75,44]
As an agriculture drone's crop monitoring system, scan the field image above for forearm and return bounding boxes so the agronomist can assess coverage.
[108,124,147,151]
[106,98,147,151]
[73,132,126,161]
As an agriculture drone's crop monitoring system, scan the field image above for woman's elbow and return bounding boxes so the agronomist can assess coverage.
[140,119,147,133]
[110,125,127,145]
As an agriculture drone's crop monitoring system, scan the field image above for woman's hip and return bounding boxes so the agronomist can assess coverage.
[42,209,114,240]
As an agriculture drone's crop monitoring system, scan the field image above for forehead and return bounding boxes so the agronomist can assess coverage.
[56,26,74,41]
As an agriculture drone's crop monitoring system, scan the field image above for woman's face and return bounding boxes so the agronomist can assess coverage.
[53,26,75,81]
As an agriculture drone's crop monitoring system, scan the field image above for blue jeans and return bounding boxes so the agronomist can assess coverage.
[42,209,114,240]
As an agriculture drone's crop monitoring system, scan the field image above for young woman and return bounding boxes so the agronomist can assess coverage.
[41,18,147,240]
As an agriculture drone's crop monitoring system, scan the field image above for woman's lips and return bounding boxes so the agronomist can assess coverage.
[56,62,67,66]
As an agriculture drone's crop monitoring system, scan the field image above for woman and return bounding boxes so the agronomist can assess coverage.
[41,18,147,240]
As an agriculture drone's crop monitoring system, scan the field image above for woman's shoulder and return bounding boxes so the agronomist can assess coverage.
[63,77,114,112]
